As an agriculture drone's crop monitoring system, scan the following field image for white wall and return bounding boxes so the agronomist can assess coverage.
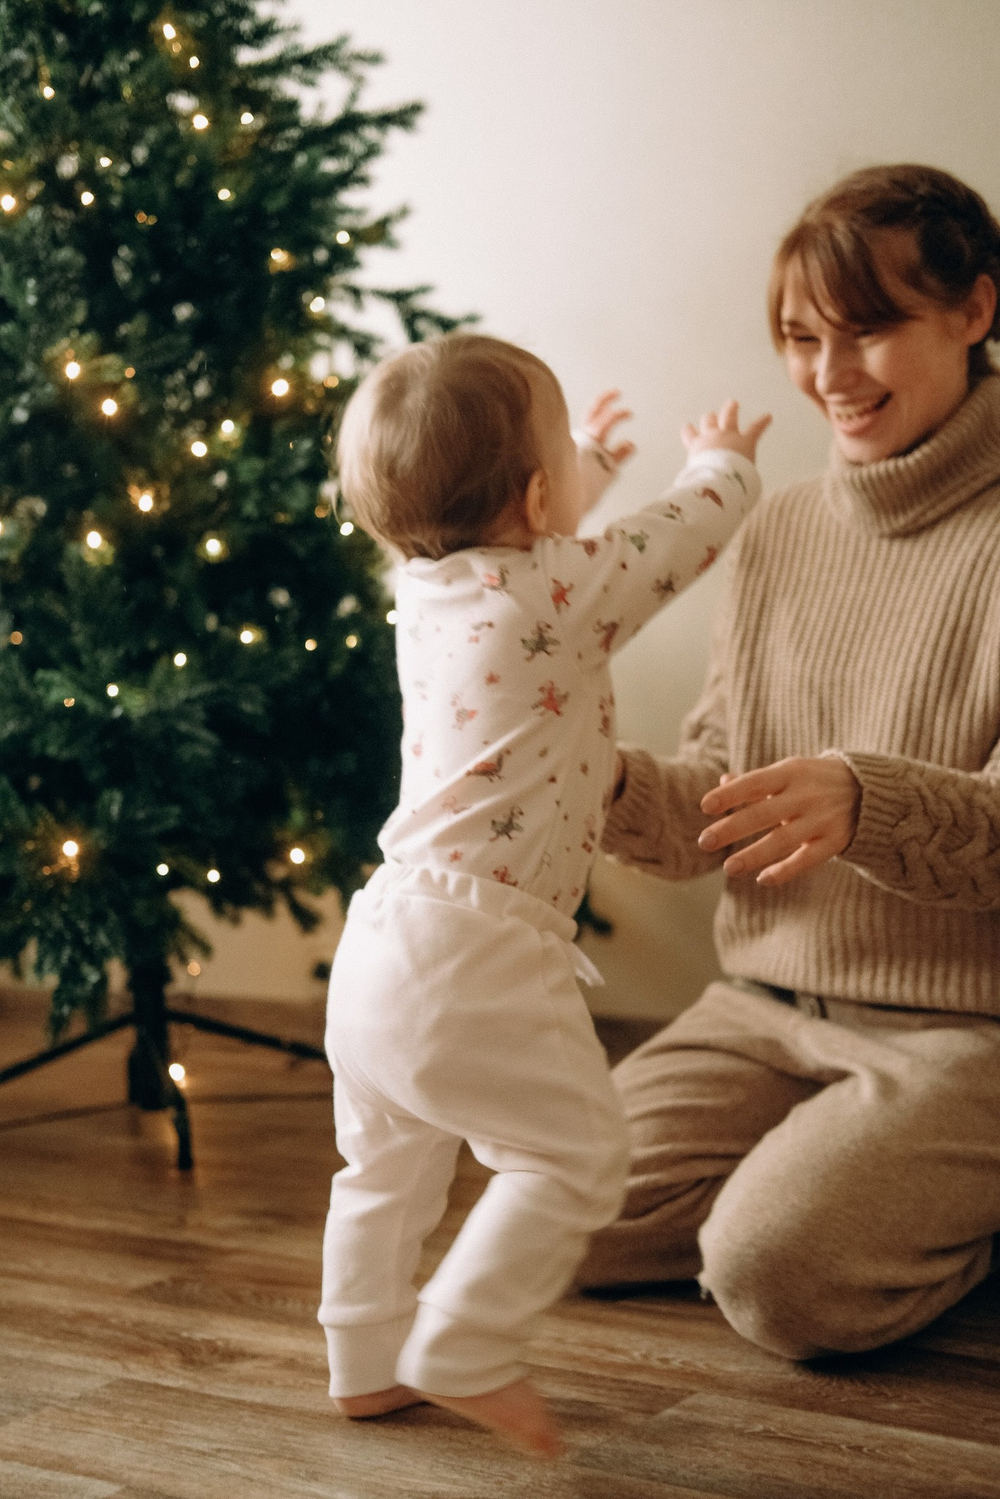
[189,0,1000,1016]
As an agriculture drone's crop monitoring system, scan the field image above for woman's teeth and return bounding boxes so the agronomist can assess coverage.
[829,394,890,423]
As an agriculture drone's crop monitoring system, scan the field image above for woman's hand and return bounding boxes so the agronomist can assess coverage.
[681,399,771,464]
[697,755,861,886]
[581,389,636,467]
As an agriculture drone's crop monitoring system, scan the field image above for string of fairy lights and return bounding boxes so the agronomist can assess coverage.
[1,17,397,896]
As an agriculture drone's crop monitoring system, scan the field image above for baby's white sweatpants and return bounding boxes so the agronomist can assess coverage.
[318,861,628,1398]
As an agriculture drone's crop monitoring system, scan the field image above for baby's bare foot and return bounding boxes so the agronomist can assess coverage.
[420,1377,562,1459]
[334,1384,424,1418]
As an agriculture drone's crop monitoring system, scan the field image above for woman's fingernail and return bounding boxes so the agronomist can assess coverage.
[726,858,743,875]
[698,833,714,850]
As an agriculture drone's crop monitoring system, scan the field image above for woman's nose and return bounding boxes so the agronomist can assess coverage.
[815,340,860,395]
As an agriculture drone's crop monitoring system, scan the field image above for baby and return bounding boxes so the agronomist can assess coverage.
[318,333,769,1457]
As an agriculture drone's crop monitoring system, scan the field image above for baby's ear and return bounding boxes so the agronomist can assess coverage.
[523,469,549,536]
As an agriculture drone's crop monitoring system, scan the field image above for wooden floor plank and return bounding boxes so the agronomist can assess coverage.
[0,1457,122,1498]
[532,1284,1000,1446]
[578,1392,1000,1499]
[4,993,1000,1498]
[0,1377,640,1499]
[0,1348,111,1425]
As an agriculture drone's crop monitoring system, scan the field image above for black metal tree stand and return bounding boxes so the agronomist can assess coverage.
[0,968,328,1170]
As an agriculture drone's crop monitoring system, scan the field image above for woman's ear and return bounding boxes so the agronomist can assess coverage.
[523,468,550,536]
[964,273,998,345]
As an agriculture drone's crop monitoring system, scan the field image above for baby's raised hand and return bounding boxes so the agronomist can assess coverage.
[580,389,636,468]
[681,400,771,464]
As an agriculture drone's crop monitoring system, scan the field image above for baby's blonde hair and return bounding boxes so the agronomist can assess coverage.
[336,333,563,560]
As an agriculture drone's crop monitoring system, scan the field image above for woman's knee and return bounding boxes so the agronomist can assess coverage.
[697,1190,901,1361]
[697,1191,995,1362]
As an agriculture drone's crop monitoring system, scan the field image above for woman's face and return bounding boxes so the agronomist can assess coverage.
[779,255,993,464]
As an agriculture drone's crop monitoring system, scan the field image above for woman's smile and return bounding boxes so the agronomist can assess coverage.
[824,392,892,436]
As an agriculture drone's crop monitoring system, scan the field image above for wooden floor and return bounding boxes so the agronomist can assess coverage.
[3,992,1000,1499]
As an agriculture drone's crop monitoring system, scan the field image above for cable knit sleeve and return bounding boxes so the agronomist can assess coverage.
[601,634,730,879]
[836,746,1000,910]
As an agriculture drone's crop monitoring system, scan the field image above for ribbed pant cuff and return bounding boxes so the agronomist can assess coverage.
[396,1300,527,1397]
[323,1313,413,1398]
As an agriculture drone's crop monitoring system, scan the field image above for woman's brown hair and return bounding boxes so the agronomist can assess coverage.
[768,164,1000,378]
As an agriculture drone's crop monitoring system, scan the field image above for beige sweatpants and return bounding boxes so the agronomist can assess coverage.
[577,980,1000,1360]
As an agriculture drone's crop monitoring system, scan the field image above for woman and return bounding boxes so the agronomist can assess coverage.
[578,163,1000,1360]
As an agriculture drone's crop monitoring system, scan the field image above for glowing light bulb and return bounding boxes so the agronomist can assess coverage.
[62,840,79,858]
[63,697,75,707]
[336,230,351,245]
[173,652,187,667]
[42,85,55,99]
[125,367,136,378]
[80,190,94,206]
[269,247,289,267]
[86,530,103,549]
[101,397,118,416]
[138,492,154,512]
[190,439,208,457]
[106,683,119,697]
[220,419,235,434]
[168,1061,186,1080]
[206,868,220,883]
[345,634,359,649]
[10,631,23,645]
[304,638,318,651]
[239,628,255,644]
[189,56,200,68]
[270,378,290,397]
[324,374,340,388]
[156,862,169,876]
[386,609,398,624]
[99,156,112,167]
[217,187,232,201]
[192,113,209,130]
[1,194,18,212]
[162,22,176,38]
[204,536,223,557]
[186,961,201,976]
[240,111,254,125]
[65,360,81,379]
[309,296,325,313]
[289,846,306,864]
[339,521,354,536]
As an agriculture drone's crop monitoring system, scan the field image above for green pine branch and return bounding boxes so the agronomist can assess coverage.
[0,0,470,1033]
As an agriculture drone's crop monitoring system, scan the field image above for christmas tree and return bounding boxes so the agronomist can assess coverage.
[0,2,463,1074]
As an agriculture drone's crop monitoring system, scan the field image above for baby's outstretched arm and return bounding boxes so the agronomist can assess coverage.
[574,389,635,515]
[581,388,636,466]
[541,395,772,671]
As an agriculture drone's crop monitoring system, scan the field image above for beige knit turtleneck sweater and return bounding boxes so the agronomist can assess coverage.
[603,374,1000,1014]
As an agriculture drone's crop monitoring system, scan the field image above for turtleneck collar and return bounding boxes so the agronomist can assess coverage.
[823,373,1000,538]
